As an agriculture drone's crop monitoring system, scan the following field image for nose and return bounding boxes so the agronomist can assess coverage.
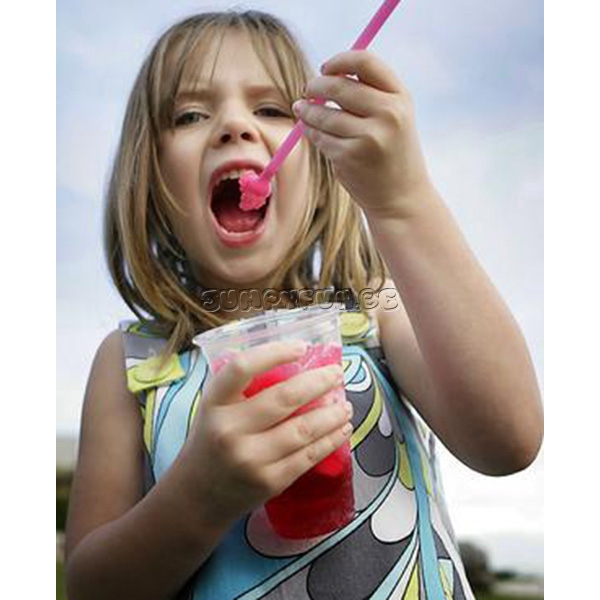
[210,106,259,148]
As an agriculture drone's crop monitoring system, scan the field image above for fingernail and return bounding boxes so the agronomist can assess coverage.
[292,99,305,114]
[342,423,353,436]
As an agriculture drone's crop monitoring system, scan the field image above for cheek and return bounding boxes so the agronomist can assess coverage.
[158,148,183,194]
[158,138,202,195]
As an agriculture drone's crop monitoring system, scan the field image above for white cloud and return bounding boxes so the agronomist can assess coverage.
[440,444,544,538]
[379,33,458,97]
[424,121,544,379]
[57,103,121,203]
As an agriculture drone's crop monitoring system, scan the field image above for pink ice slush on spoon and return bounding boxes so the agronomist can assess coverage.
[239,169,273,211]
[239,0,403,211]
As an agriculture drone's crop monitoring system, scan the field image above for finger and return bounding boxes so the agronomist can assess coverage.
[203,340,307,406]
[242,363,345,432]
[257,395,353,463]
[303,126,351,160]
[292,99,365,137]
[267,419,354,487]
[320,50,403,94]
[303,75,384,118]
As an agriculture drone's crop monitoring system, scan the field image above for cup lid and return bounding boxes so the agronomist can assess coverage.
[193,302,345,348]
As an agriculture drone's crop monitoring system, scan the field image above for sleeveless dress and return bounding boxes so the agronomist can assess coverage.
[120,311,476,600]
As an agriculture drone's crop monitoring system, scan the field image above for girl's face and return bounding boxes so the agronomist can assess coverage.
[158,29,311,291]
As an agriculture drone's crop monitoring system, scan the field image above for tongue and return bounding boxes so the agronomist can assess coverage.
[214,198,263,233]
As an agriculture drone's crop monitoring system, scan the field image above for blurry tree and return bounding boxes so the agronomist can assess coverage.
[495,569,518,581]
[56,469,73,531]
[458,541,493,592]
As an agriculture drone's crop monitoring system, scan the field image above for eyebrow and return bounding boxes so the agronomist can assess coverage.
[176,83,287,102]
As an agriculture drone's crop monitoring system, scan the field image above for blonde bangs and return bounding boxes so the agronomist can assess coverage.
[105,10,388,357]
[151,13,309,132]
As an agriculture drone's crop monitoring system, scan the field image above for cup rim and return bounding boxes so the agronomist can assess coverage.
[192,302,345,348]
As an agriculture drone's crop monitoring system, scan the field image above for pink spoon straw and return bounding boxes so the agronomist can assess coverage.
[240,0,403,209]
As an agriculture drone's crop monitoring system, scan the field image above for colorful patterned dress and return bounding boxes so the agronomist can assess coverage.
[121,311,476,600]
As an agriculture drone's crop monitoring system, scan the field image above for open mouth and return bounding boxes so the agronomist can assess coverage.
[210,177,271,234]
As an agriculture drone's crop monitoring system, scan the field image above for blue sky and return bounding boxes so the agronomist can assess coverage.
[57,0,543,573]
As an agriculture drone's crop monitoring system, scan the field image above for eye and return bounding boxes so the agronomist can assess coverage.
[255,106,291,119]
[174,110,209,127]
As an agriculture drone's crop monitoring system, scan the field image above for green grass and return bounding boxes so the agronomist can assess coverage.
[57,562,67,600]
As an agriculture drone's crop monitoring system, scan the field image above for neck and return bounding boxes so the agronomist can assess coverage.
[191,273,294,321]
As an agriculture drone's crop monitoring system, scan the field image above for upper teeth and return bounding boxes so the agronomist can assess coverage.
[215,169,255,185]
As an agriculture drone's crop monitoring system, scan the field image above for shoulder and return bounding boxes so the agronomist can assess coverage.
[366,278,440,417]
[84,329,136,419]
[365,277,406,332]
[81,327,144,467]
[87,324,168,393]
[366,276,418,352]
[94,329,125,364]
[84,329,126,391]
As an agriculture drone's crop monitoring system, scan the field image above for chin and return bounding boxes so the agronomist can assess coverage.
[200,259,277,291]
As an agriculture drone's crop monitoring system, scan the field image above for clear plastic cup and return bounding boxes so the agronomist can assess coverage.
[193,303,355,538]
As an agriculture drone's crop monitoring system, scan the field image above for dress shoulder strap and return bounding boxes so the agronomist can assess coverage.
[340,309,381,348]
[119,320,187,395]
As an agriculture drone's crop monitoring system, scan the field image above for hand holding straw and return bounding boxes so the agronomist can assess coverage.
[239,0,403,210]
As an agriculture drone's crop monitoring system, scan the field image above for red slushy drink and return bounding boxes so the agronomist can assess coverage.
[195,305,355,538]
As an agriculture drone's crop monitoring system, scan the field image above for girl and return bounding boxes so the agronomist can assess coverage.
[65,10,543,600]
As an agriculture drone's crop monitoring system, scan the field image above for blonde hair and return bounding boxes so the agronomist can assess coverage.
[104,10,389,355]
